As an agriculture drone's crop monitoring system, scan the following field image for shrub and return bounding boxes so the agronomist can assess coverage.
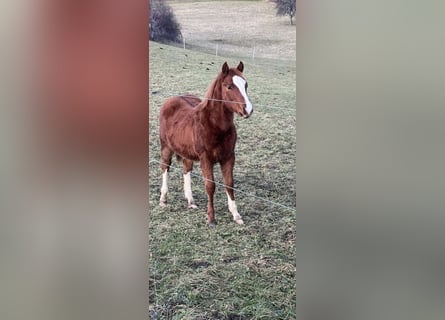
[149,0,182,43]
[273,0,296,25]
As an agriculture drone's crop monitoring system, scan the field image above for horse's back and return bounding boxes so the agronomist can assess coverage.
[160,95,201,116]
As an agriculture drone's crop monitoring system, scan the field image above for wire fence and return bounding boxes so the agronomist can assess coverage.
[149,40,296,74]
[149,91,296,112]
[177,38,295,64]
[149,159,296,213]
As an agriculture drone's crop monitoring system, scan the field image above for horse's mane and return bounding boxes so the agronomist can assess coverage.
[202,72,223,107]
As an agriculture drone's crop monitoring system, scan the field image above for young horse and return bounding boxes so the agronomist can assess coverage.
[159,61,253,226]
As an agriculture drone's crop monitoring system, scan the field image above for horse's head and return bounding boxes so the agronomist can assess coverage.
[219,61,253,118]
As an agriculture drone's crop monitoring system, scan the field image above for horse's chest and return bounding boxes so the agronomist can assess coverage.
[198,129,237,161]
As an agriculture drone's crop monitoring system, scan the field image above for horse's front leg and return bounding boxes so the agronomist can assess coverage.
[200,159,216,227]
[220,155,244,224]
[182,158,197,209]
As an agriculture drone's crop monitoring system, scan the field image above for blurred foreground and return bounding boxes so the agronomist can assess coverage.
[297,1,445,319]
[1,1,147,319]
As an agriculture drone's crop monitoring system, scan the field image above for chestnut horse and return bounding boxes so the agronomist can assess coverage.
[159,61,253,226]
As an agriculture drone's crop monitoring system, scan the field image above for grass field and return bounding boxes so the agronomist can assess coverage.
[149,2,296,319]
[168,0,296,61]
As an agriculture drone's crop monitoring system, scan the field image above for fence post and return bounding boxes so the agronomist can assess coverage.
[216,43,219,56]
[183,37,186,50]
[252,46,256,60]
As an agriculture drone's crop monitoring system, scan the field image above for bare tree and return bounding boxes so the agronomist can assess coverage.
[273,0,296,25]
[149,0,182,43]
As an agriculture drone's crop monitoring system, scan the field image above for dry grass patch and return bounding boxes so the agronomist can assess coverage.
[169,1,296,60]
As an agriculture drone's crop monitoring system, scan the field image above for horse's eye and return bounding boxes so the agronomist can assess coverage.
[227,84,233,90]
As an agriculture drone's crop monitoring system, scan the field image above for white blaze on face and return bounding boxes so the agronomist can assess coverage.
[233,75,253,116]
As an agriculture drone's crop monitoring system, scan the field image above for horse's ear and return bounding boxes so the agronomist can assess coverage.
[222,62,229,74]
[237,61,244,72]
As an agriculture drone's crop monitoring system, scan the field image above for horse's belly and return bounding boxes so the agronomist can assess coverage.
[165,126,199,160]
[172,141,199,161]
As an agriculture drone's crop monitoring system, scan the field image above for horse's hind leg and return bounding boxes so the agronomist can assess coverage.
[159,146,173,206]
[182,159,197,209]
[220,156,244,224]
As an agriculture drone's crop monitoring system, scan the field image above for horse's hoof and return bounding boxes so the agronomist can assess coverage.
[235,219,244,225]
[159,202,167,207]
[188,203,198,209]
[208,221,217,228]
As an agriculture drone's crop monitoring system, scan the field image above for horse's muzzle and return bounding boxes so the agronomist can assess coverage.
[242,107,253,119]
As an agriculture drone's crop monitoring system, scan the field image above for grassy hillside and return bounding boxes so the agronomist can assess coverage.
[149,4,295,318]
[169,0,296,61]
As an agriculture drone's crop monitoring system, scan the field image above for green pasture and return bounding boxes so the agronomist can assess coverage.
[149,2,295,318]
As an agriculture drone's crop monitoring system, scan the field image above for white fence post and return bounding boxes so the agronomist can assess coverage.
[252,46,256,60]
[216,43,219,56]
[183,37,186,50]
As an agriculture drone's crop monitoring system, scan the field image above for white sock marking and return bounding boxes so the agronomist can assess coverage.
[159,170,168,205]
[233,75,253,115]
[226,192,243,223]
[183,172,197,208]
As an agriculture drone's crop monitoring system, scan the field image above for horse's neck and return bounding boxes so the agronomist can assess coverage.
[198,100,234,133]
[196,78,234,132]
